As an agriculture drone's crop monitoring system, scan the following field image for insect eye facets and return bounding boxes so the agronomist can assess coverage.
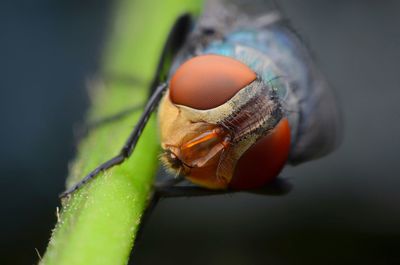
[169,54,257,110]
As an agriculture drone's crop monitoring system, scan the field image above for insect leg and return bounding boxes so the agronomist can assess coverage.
[148,14,192,92]
[247,178,292,196]
[131,176,186,250]
[102,73,147,87]
[77,74,147,136]
[61,14,193,198]
[155,178,292,198]
[79,103,144,136]
[131,194,160,251]
[86,14,193,137]
[59,82,168,198]
[87,73,151,129]
[154,175,185,188]
[155,186,236,198]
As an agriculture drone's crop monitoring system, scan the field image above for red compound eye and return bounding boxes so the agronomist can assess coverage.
[170,54,256,110]
[230,118,291,190]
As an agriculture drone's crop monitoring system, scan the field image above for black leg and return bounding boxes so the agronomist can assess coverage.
[75,104,144,142]
[59,82,168,198]
[246,178,292,196]
[87,104,144,130]
[156,186,236,198]
[60,14,193,198]
[131,194,160,250]
[74,76,146,141]
[76,73,149,138]
[155,178,292,198]
[148,14,192,92]
[102,73,147,88]
[154,175,185,188]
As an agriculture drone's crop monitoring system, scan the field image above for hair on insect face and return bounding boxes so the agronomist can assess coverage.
[159,119,233,189]
[159,149,190,177]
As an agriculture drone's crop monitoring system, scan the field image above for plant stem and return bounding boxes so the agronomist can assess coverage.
[40,1,201,265]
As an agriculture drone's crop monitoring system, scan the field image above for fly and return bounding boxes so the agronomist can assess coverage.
[60,0,341,198]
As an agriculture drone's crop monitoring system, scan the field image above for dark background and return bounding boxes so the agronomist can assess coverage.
[1,1,400,264]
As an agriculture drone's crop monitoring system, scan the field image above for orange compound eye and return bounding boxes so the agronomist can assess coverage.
[170,54,256,110]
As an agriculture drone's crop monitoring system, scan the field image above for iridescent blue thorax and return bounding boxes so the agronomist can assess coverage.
[202,26,310,101]
[199,26,314,145]
[169,1,340,164]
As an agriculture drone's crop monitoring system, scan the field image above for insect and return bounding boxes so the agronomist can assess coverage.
[60,0,340,198]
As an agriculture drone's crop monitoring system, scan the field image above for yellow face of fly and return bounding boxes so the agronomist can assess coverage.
[158,91,232,189]
[158,54,283,190]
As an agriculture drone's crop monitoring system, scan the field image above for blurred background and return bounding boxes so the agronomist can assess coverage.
[1,1,400,264]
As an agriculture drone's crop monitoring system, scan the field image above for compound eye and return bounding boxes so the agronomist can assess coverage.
[170,54,256,110]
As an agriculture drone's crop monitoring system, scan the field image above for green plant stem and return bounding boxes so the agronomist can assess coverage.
[40,1,201,265]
